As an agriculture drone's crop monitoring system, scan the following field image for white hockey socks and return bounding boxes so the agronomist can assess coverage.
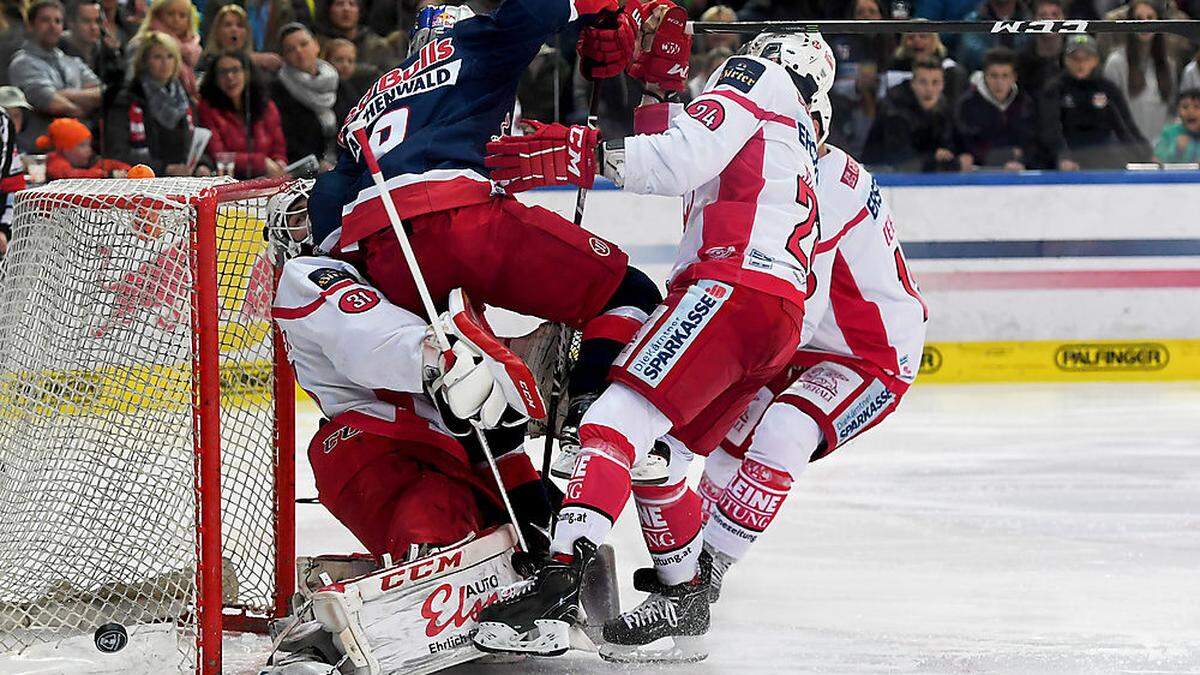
[703,404,819,562]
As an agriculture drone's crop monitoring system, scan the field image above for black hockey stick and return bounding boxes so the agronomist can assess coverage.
[540,83,602,485]
[688,19,1200,41]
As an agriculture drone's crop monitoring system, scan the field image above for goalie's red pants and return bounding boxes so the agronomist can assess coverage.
[306,408,505,560]
[341,197,628,328]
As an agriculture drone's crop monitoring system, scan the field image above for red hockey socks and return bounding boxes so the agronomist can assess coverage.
[633,480,704,586]
[703,458,794,562]
[551,423,634,556]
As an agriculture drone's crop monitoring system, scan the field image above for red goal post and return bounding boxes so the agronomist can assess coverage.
[0,177,296,673]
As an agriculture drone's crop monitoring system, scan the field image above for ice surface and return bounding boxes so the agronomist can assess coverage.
[3,382,1198,674]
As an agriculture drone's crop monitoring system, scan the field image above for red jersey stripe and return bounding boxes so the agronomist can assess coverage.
[272,279,355,319]
[705,89,798,128]
[829,250,899,375]
[815,207,870,255]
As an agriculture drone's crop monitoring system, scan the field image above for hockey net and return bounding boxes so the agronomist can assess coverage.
[0,177,294,673]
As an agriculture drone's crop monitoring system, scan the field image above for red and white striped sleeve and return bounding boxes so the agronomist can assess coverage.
[272,256,430,394]
[621,56,795,196]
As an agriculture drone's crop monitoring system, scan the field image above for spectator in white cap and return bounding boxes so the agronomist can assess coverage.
[0,86,31,257]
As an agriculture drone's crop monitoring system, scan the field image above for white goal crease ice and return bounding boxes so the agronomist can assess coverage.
[0,177,296,673]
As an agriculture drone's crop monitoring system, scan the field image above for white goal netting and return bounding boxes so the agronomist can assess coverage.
[0,178,287,672]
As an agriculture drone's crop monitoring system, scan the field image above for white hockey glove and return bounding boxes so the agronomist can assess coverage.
[424,289,547,432]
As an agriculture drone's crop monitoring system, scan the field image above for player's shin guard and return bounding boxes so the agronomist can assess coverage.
[553,384,673,554]
[633,481,703,586]
[556,268,658,480]
[703,458,794,602]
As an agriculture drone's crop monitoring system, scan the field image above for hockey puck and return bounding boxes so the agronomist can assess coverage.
[94,622,128,653]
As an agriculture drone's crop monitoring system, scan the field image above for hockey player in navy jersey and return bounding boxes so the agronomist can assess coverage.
[308,1,670,451]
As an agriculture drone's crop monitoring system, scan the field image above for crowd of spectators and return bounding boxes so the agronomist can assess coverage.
[665,0,1200,172]
[0,0,1191,214]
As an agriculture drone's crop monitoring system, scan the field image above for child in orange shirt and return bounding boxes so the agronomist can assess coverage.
[37,119,131,180]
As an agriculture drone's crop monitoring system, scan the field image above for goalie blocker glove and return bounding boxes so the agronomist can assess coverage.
[485,121,600,192]
[427,288,547,432]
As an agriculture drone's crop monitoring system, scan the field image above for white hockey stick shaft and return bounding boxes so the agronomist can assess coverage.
[348,123,452,353]
[348,122,529,552]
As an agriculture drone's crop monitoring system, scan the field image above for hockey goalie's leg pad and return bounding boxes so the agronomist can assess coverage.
[309,525,522,674]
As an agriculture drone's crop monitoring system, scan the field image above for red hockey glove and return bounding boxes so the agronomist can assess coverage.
[485,121,600,192]
[627,0,691,92]
[577,11,636,80]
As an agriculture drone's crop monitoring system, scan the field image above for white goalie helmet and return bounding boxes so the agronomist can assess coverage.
[266,178,315,262]
[810,92,833,146]
[743,31,837,105]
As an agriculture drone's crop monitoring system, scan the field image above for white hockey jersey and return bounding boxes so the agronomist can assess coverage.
[623,55,821,309]
[272,256,446,430]
[802,145,928,385]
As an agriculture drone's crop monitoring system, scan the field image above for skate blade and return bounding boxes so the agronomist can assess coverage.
[473,619,571,657]
[474,652,528,664]
[598,635,708,664]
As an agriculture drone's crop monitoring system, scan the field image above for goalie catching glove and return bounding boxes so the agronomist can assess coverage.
[425,288,547,433]
[485,121,600,192]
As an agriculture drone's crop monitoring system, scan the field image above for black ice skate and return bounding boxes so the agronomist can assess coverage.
[598,557,710,663]
[472,538,597,656]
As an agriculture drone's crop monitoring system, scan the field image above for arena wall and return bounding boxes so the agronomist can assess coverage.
[520,171,1200,382]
